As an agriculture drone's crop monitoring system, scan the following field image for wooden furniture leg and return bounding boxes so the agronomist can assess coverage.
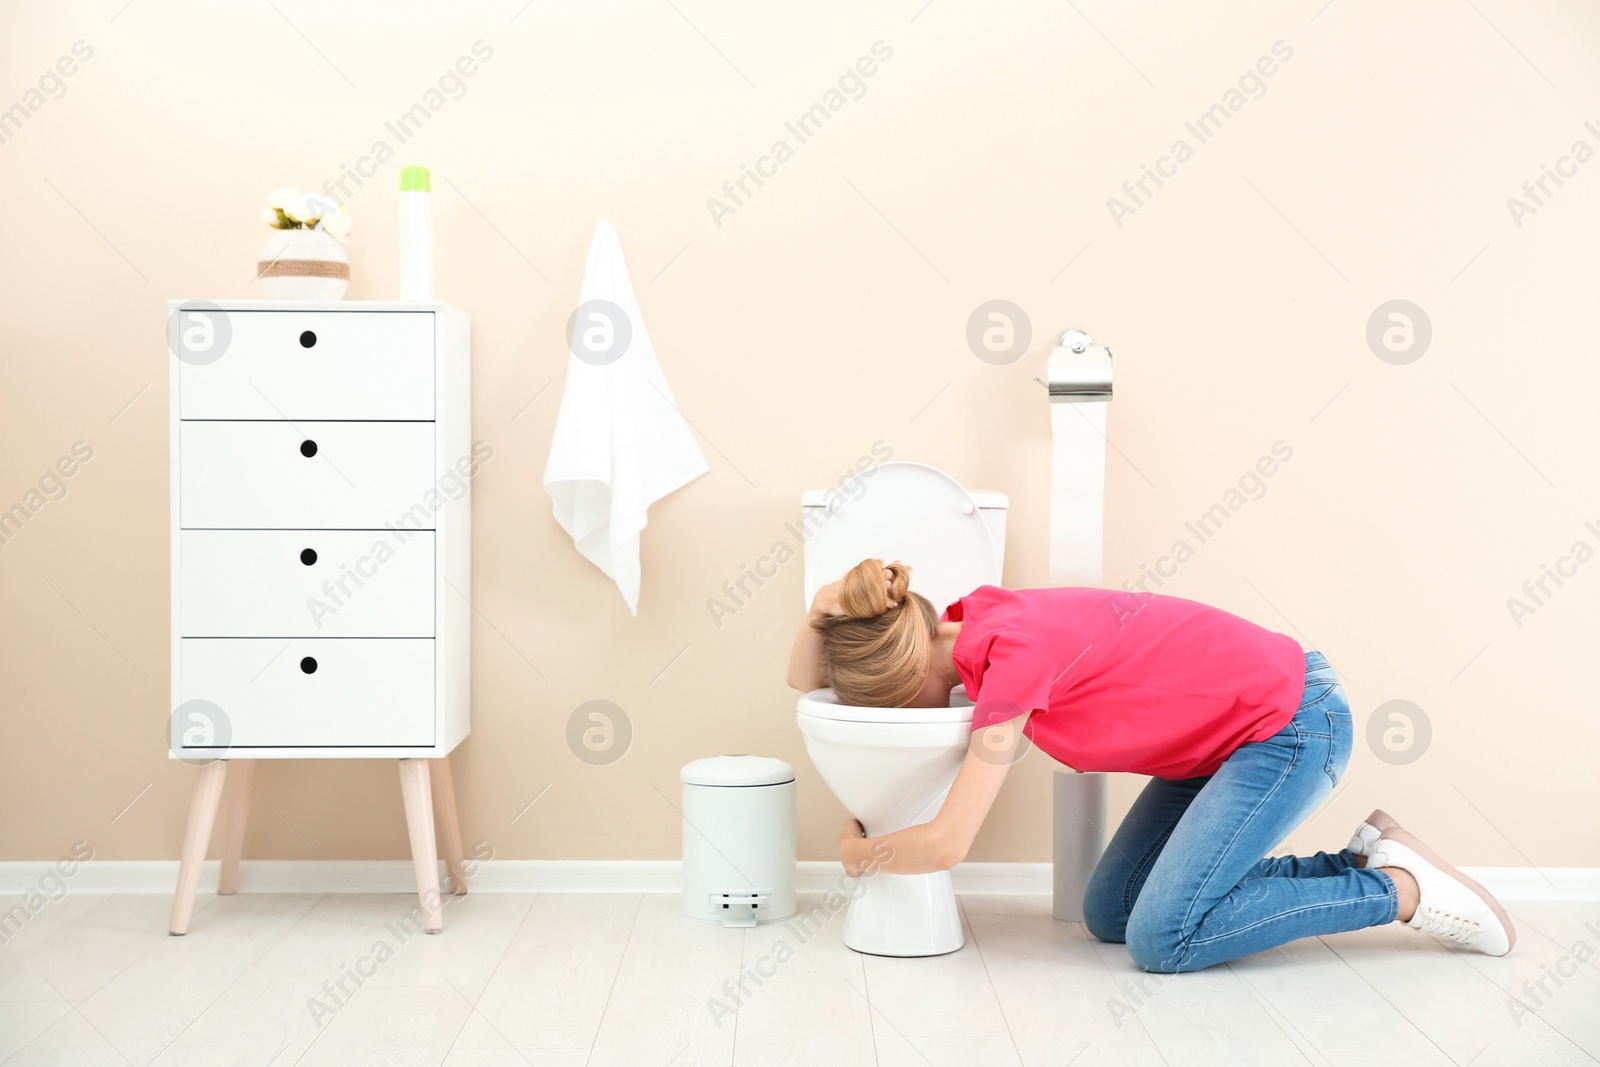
[216,759,255,896]
[169,760,229,935]
[398,758,443,933]
[430,755,468,896]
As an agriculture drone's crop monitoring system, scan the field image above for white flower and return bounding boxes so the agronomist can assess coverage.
[259,207,281,227]
[317,204,352,240]
[265,187,297,210]
[303,194,337,220]
[282,193,318,225]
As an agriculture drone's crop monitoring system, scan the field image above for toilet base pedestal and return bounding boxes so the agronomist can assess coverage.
[843,869,964,957]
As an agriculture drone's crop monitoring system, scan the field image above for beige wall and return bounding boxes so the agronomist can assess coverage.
[3,1,1597,869]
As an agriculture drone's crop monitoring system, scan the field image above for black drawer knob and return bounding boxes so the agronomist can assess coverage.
[300,439,317,457]
[300,330,317,348]
[300,548,317,566]
[300,657,318,674]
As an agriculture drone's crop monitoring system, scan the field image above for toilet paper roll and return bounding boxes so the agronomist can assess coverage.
[1050,399,1108,587]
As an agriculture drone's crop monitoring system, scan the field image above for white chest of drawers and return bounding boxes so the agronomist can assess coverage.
[168,300,472,758]
[165,299,474,935]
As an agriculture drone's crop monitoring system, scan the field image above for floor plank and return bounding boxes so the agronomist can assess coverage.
[0,891,111,965]
[1322,916,1594,1066]
[1454,901,1600,1064]
[454,893,639,1051]
[298,985,472,1067]
[0,894,205,1005]
[361,893,534,1003]
[962,894,1167,1067]
[1085,924,1307,1066]
[147,894,420,1067]
[76,893,318,1066]
[7,891,1590,1067]
[0,1001,70,1062]
[586,895,746,1066]
[1226,930,1456,1066]
[4,1009,130,1067]
[439,1051,591,1066]
[731,892,875,1067]
[861,899,1021,1066]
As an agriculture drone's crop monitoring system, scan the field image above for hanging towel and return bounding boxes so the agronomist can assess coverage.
[543,220,709,615]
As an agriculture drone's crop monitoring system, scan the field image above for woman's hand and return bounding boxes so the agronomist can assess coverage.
[828,717,1029,876]
[837,818,868,876]
[788,565,896,694]
[811,566,897,619]
[810,578,844,619]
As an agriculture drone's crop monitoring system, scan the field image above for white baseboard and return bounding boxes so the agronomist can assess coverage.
[2,860,1598,901]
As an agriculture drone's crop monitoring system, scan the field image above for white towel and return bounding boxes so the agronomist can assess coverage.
[543,221,709,615]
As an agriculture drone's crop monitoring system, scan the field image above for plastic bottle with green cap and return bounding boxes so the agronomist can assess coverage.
[399,165,431,301]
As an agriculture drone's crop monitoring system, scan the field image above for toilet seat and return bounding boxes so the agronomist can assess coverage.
[802,462,1000,618]
[797,687,973,724]
[795,711,971,750]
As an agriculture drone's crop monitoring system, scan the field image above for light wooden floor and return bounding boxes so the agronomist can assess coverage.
[0,891,1596,1066]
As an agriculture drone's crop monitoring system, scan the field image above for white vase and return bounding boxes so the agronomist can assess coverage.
[257,228,349,300]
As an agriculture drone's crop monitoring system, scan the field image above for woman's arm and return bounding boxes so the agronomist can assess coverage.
[786,604,829,692]
[837,715,1028,875]
[786,579,844,692]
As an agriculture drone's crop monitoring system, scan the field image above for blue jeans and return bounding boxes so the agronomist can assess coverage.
[1082,650,1398,972]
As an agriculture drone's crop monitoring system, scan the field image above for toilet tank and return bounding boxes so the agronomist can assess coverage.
[799,485,1009,599]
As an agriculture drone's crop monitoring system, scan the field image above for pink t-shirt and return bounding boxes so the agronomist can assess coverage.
[941,586,1306,779]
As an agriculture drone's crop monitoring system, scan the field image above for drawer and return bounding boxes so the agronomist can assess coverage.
[179,421,436,529]
[177,310,434,420]
[179,530,434,637]
[177,638,435,748]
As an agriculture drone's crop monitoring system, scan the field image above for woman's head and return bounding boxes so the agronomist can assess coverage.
[813,559,942,707]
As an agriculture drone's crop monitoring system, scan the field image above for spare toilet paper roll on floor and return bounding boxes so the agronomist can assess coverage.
[1049,399,1108,587]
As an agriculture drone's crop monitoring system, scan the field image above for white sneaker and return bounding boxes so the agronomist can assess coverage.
[1347,808,1401,858]
[1367,827,1515,956]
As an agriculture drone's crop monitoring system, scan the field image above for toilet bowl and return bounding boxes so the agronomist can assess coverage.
[797,688,975,956]
[796,462,1007,957]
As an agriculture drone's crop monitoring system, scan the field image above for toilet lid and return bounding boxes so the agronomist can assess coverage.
[802,462,999,616]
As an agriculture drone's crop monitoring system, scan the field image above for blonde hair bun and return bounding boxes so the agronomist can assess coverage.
[838,559,913,619]
[814,557,938,707]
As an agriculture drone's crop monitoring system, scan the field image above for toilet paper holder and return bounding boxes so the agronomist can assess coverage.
[1047,329,1113,403]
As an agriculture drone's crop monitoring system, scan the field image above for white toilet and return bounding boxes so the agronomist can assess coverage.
[796,462,1007,957]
